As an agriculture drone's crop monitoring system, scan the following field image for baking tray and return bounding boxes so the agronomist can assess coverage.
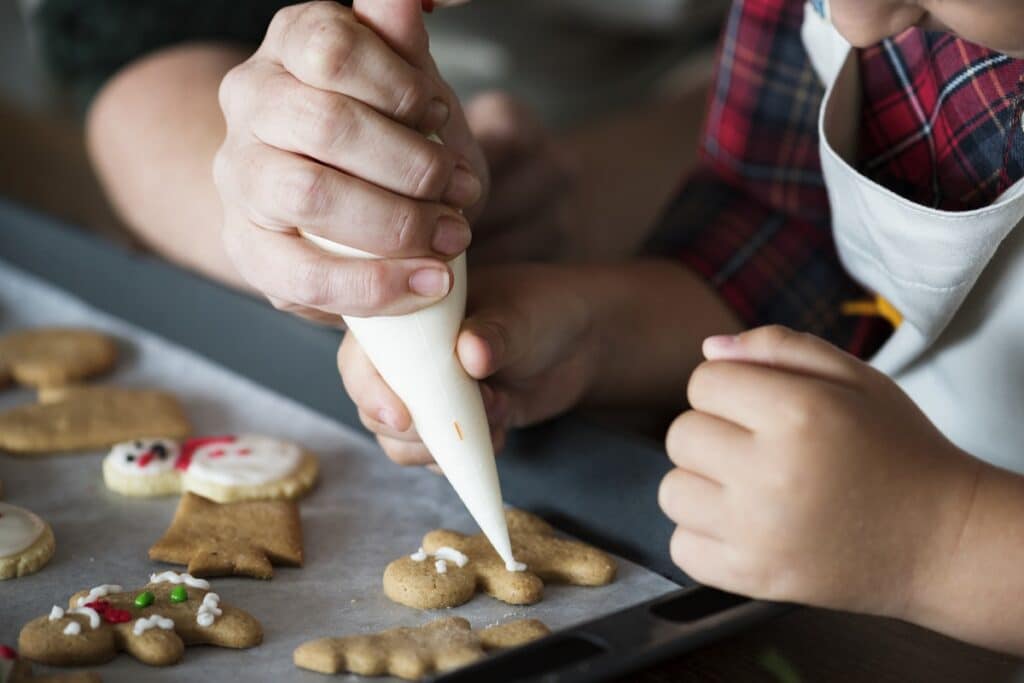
[0,198,785,681]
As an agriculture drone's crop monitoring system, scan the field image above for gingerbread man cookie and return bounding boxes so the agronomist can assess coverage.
[17,572,262,667]
[0,503,56,580]
[293,617,549,679]
[102,434,318,502]
[149,492,304,579]
[0,386,190,455]
[0,328,117,390]
[383,509,616,609]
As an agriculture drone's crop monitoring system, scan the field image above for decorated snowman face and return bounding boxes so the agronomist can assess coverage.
[106,439,181,477]
[186,435,302,486]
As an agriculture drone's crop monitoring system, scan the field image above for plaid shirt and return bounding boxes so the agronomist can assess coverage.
[649,0,1024,358]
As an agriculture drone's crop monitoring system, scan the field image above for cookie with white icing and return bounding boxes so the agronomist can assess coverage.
[0,503,55,580]
[17,572,262,667]
[383,508,616,609]
[102,434,318,502]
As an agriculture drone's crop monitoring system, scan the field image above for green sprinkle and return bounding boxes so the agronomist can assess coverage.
[134,591,155,608]
[169,586,188,603]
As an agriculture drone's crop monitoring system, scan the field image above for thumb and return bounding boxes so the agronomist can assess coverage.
[702,325,867,386]
[353,0,431,69]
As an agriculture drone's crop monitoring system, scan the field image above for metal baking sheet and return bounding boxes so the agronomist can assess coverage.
[0,260,679,681]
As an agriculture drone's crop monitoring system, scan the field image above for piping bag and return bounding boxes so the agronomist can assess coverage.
[301,134,519,570]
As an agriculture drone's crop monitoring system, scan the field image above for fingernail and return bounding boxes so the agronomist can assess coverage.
[443,160,482,207]
[432,215,471,256]
[703,334,739,359]
[409,267,451,297]
[421,98,449,134]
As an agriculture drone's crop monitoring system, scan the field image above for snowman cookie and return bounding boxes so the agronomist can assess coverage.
[102,434,318,503]
[0,503,56,580]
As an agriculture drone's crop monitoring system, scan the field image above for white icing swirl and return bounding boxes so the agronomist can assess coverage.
[67,607,100,629]
[185,435,302,486]
[505,559,528,572]
[433,547,468,568]
[196,592,222,627]
[133,614,174,636]
[48,605,65,621]
[63,622,81,636]
[0,502,45,557]
[434,559,448,574]
[410,548,427,562]
[149,571,210,590]
[75,584,123,607]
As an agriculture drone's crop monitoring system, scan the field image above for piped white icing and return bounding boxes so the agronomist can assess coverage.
[105,439,180,477]
[434,559,448,574]
[133,614,174,636]
[196,592,222,627]
[433,547,468,568]
[67,607,101,629]
[75,584,123,607]
[185,435,302,486]
[149,571,211,590]
[0,502,46,557]
[410,548,427,562]
[63,622,81,636]
[48,605,65,621]
[505,560,527,572]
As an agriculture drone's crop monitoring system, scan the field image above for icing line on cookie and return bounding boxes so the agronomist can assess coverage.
[505,559,528,572]
[149,571,211,590]
[410,548,427,562]
[67,607,101,630]
[434,559,448,574]
[48,605,65,621]
[196,592,222,627]
[0,502,46,557]
[133,614,174,636]
[63,621,81,636]
[433,546,468,568]
[75,584,123,607]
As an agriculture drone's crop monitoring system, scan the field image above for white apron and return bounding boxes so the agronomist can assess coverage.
[801,8,1024,474]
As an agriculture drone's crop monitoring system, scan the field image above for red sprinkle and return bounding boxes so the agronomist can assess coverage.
[85,600,133,624]
[0,645,16,659]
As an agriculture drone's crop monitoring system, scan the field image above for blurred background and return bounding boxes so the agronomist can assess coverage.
[0,0,724,252]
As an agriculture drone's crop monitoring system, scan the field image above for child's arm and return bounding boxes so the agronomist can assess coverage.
[661,325,1024,655]
[338,260,741,465]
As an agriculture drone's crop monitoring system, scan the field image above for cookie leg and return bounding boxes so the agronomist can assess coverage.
[119,627,186,667]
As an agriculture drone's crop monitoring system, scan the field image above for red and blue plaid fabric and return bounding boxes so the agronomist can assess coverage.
[648,0,1024,358]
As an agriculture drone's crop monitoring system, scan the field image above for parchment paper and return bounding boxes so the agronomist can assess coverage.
[0,261,678,681]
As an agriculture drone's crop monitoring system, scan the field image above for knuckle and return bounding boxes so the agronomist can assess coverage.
[350,260,392,310]
[403,145,452,199]
[392,74,431,124]
[280,163,330,222]
[305,18,358,82]
[383,201,424,254]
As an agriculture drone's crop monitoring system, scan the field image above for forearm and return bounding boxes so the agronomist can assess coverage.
[86,43,250,289]
[908,458,1024,654]
[560,87,709,262]
[577,259,742,408]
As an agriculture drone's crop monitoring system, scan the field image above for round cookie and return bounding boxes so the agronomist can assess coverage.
[0,328,117,389]
[102,435,318,502]
[0,502,56,580]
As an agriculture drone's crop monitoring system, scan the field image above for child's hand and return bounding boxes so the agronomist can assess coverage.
[660,326,982,618]
[214,0,488,322]
[338,264,600,465]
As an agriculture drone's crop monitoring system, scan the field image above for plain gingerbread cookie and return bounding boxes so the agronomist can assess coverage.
[17,572,262,667]
[0,645,101,682]
[0,328,116,390]
[293,617,549,679]
[383,508,616,609]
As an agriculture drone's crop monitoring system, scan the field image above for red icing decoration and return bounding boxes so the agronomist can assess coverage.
[174,436,236,471]
[238,448,251,456]
[209,449,226,458]
[85,600,133,624]
[0,644,16,660]
[138,452,155,468]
